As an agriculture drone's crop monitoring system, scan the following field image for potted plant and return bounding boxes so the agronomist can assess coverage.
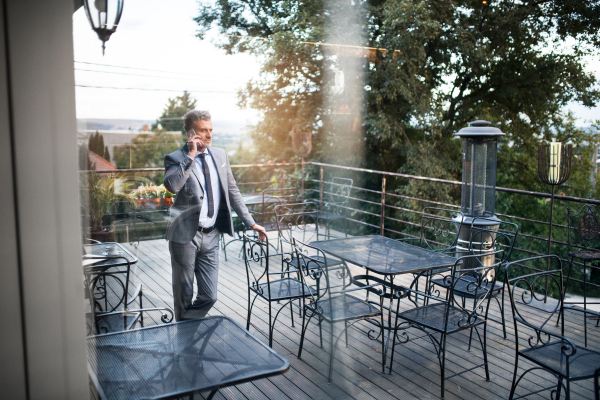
[132,186,145,208]
[146,184,160,208]
[86,172,135,242]
[162,187,174,207]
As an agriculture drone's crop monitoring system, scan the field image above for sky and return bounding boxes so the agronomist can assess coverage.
[73,0,600,126]
[73,0,261,124]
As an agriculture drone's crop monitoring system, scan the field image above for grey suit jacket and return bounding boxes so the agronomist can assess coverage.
[163,145,255,244]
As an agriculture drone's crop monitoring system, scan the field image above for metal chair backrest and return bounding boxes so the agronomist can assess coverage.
[426,249,505,330]
[567,204,600,253]
[293,238,352,308]
[275,202,319,255]
[323,177,353,214]
[242,233,273,298]
[418,207,464,253]
[505,255,565,343]
[465,217,519,265]
[259,187,299,226]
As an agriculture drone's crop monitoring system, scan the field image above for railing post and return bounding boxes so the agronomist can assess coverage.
[301,157,305,202]
[280,168,284,189]
[320,167,324,212]
[381,176,386,236]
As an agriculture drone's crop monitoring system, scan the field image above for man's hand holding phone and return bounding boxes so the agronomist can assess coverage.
[187,129,205,158]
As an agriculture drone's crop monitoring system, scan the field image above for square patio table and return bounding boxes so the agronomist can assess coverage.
[310,235,457,276]
[88,316,289,400]
[310,235,458,370]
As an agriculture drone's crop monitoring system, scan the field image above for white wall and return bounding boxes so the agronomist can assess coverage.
[0,0,88,398]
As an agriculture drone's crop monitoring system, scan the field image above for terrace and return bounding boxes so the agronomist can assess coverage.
[85,161,600,400]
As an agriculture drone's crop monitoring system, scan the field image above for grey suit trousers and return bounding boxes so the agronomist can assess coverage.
[169,228,220,321]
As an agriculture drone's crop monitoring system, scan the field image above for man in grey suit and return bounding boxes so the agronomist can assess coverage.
[164,110,265,321]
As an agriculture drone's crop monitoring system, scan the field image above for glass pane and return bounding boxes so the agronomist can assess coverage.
[72,0,600,398]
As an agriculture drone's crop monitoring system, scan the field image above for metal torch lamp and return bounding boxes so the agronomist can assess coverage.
[84,0,124,55]
[292,131,312,201]
[538,142,573,256]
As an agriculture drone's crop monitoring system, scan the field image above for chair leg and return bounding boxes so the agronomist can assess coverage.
[508,357,519,400]
[246,289,252,330]
[290,299,295,328]
[298,310,314,359]
[440,333,447,400]
[555,376,563,400]
[344,321,349,347]
[328,322,335,383]
[319,316,324,348]
[482,323,489,380]
[268,301,273,348]
[565,377,570,400]
[468,326,474,351]
[501,280,507,339]
[388,299,401,374]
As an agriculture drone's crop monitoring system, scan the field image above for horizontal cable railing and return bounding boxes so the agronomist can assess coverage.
[82,161,598,293]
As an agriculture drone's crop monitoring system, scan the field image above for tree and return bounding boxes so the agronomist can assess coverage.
[88,131,111,161]
[113,130,182,170]
[196,0,600,165]
[151,91,198,134]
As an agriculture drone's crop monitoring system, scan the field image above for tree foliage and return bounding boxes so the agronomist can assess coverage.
[88,131,111,161]
[151,91,198,134]
[113,130,182,170]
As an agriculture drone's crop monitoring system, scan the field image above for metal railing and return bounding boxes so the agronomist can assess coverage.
[84,160,599,295]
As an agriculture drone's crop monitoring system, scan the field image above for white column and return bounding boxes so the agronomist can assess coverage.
[0,0,88,398]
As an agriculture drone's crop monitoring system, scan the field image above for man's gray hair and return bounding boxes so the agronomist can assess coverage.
[183,110,211,133]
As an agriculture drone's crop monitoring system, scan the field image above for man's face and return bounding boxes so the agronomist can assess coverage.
[189,119,213,150]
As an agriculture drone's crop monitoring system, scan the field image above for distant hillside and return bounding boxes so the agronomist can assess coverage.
[77,118,252,136]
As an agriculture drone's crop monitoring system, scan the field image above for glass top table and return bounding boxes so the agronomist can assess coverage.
[83,242,138,269]
[87,316,289,400]
[310,235,457,276]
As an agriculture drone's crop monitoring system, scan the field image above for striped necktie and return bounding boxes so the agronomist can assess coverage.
[198,153,214,218]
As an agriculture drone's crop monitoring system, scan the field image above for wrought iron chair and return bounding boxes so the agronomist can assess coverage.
[275,201,343,274]
[243,232,314,347]
[254,187,299,251]
[316,177,353,240]
[221,213,246,261]
[399,207,465,253]
[562,203,600,347]
[389,249,505,399]
[83,255,173,335]
[429,216,519,340]
[294,238,385,382]
[505,255,600,400]
[397,207,464,305]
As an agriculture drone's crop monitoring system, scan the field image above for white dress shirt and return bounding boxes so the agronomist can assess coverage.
[187,149,221,227]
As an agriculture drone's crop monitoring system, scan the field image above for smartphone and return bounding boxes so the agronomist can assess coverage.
[187,129,205,150]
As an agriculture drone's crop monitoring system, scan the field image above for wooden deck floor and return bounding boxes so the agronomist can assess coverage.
[117,234,600,400]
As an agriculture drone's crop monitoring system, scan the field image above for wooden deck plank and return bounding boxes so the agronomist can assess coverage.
[108,235,600,400]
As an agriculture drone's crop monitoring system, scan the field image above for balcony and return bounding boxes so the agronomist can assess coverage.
[84,161,600,400]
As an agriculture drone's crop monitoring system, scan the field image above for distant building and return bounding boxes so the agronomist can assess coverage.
[87,149,116,173]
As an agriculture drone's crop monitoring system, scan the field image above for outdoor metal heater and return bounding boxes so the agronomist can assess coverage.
[454,120,506,266]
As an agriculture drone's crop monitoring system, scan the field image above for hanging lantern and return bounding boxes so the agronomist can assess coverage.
[83,0,124,55]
